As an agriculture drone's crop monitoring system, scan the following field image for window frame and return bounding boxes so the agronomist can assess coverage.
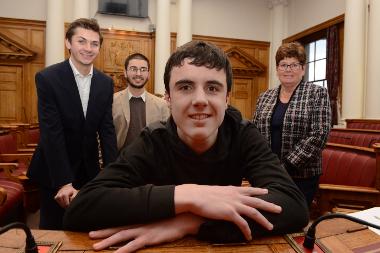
[305,38,328,88]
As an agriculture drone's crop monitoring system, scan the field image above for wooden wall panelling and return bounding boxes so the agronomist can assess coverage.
[97,29,155,93]
[27,25,45,123]
[0,17,45,124]
[28,63,44,123]
[229,77,253,119]
[0,65,22,121]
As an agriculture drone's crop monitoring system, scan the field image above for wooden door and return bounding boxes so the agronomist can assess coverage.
[229,78,253,120]
[224,47,268,120]
[0,65,23,122]
[229,76,267,120]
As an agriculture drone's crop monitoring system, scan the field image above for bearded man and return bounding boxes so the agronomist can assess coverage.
[112,53,170,151]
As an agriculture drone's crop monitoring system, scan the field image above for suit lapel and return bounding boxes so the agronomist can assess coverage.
[146,94,155,123]
[86,69,102,124]
[121,89,131,124]
[62,60,85,121]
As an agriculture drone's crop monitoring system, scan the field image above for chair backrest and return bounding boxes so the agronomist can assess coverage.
[320,144,378,188]
[0,187,6,206]
[328,129,380,148]
[328,132,353,145]
[0,179,23,225]
[0,133,18,154]
[346,119,380,130]
[26,128,40,144]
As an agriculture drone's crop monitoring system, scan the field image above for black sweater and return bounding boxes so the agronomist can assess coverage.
[63,107,308,243]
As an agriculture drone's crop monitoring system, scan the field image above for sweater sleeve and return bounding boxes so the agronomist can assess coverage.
[63,132,175,231]
[197,124,309,242]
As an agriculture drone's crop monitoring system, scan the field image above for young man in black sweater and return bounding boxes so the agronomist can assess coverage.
[63,40,308,252]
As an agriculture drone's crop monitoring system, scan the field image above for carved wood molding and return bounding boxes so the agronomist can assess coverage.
[105,71,127,93]
[0,17,45,27]
[95,28,155,93]
[0,31,36,61]
[226,47,266,77]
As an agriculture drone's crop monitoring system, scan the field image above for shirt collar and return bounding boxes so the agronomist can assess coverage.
[127,88,146,102]
[69,57,93,77]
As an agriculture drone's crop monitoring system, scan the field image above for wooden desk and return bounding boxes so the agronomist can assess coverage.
[1,218,380,253]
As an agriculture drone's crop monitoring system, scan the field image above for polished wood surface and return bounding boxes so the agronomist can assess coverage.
[1,218,380,252]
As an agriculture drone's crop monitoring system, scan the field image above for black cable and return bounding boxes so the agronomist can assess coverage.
[0,222,38,253]
[303,213,380,249]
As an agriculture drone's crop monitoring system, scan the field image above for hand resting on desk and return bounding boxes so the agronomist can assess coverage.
[90,213,204,253]
[174,184,281,240]
[89,185,282,253]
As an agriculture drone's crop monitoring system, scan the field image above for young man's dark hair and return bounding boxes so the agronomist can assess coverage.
[164,40,233,92]
[65,18,103,45]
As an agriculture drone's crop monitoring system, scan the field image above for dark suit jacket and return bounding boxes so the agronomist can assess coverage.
[28,60,117,190]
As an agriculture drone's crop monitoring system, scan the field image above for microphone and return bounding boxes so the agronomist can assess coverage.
[0,222,38,253]
[303,213,380,249]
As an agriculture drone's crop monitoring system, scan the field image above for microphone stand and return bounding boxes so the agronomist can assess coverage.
[303,213,380,249]
[0,222,38,253]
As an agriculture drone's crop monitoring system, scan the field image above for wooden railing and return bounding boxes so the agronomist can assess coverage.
[328,128,380,148]
[346,119,380,130]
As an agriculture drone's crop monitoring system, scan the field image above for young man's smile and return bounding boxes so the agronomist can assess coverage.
[189,113,211,121]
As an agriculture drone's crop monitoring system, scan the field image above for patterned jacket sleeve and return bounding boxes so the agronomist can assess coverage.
[283,87,331,170]
[252,93,262,123]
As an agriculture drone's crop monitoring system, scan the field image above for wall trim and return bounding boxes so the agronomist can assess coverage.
[284,14,344,43]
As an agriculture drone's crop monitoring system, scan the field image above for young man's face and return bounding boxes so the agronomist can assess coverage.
[167,59,229,153]
[65,27,100,68]
[124,59,149,89]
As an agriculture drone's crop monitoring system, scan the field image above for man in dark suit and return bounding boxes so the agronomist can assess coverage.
[28,18,117,229]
